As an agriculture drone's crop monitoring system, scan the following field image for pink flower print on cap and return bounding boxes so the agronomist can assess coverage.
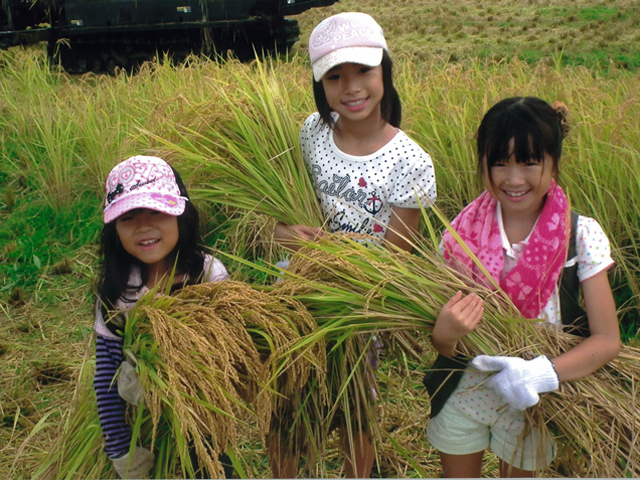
[103,155,187,224]
[309,12,388,82]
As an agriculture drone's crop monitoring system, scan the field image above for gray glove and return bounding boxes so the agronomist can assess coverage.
[112,447,154,479]
[117,359,143,406]
[470,355,559,410]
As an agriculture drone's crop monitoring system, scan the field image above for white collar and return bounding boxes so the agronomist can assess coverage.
[496,202,539,253]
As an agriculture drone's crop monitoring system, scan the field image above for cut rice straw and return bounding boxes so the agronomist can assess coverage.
[36,280,326,479]
[264,225,640,477]
[139,58,323,229]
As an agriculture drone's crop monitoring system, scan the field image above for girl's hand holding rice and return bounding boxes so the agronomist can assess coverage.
[274,222,324,251]
[117,359,143,406]
[112,447,155,479]
[432,290,484,357]
[471,355,559,410]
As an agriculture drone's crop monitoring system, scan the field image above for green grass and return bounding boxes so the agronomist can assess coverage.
[0,195,101,293]
[293,0,640,71]
[1,0,640,478]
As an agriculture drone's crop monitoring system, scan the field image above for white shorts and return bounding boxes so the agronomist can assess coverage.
[426,370,555,471]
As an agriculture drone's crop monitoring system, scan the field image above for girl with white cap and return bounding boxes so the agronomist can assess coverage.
[273,12,438,478]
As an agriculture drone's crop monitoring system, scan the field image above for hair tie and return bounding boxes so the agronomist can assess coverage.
[551,101,570,139]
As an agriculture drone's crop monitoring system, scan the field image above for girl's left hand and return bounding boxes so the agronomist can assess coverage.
[471,354,559,410]
[274,223,324,251]
[431,291,484,357]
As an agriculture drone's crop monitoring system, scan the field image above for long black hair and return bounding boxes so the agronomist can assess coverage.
[312,51,402,129]
[476,96,568,186]
[96,166,205,335]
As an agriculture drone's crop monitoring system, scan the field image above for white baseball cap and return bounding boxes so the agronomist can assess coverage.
[309,12,388,82]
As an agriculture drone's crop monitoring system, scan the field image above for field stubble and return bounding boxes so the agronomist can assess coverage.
[1,0,640,478]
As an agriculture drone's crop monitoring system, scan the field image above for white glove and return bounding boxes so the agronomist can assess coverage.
[470,355,559,410]
[117,360,143,406]
[112,447,154,479]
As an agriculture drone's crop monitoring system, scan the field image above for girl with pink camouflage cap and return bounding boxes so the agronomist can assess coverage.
[93,156,232,478]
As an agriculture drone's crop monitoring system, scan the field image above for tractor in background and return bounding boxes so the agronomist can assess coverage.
[0,0,338,73]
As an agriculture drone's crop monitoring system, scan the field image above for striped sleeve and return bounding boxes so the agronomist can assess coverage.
[94,334,131,459]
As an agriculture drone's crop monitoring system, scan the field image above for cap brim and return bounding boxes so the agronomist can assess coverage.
[104,192,186,224]
[312,46,384,82]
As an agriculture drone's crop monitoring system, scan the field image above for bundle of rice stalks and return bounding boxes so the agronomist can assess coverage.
[264,321,382,478]
[131,280,326,477]
[265,232,640,477]
[225,249,391,476]
[36,280,325,479]
[142,58,323,229]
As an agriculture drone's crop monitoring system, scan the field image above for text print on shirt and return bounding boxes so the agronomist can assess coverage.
[311,165,384,214]
[311,164,385,232]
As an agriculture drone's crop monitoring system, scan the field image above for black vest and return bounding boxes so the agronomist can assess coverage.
[559,211,589,337]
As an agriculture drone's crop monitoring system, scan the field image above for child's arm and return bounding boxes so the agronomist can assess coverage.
[95,334,155,477]
[551,270,620,381]
[94,334,133,459]
[431,291,484,357]
[274,222,323,251]
[386,206,421,252]
[471,270,620,411]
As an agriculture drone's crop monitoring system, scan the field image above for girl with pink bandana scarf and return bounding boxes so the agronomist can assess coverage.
[426,97,620,477]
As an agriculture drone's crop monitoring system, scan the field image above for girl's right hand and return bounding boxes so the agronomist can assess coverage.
[431,291,483,357]
[274,223,323,251]
[112,447,154,479]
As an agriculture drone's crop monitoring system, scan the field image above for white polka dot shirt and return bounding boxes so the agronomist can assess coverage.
[497,208,614,325]
[299,113,437,240]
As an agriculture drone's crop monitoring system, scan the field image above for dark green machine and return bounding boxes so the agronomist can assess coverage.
[0,0,337,73]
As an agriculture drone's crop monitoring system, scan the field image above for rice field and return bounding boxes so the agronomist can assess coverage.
[1,0,639,478]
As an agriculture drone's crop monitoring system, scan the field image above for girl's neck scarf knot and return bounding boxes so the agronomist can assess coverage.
[442,179,569,318]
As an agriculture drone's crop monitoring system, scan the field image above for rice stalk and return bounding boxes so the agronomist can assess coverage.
[33,279,325,479]
[127,280,325,477]
[138,57,323,229]
[264,230,640,477]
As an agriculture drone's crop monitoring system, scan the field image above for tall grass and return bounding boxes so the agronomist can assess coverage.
[1,40,640,479]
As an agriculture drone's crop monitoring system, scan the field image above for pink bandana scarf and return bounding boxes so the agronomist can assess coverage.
[442,180,569,319]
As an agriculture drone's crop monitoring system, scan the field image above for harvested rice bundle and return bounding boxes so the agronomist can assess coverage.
[36,280,325,479]
[129,280,325,477]
[271,233,640,477]
[523,327,640,477]
[264,318,382,478]
[144,59,324,230]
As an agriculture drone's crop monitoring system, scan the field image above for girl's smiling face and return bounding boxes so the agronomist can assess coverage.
[115,208,179,281]
[484,139,555,220]
[321,62,384,124]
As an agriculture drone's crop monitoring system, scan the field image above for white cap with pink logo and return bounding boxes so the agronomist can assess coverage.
[103,155,187,224]
[308,12,388,82]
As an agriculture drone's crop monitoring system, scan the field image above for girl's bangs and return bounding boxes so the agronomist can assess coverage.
[484,124,545,167]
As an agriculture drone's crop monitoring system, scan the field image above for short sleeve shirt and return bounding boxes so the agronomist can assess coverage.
[299,113,437,240]
[497,205,614,324]
[450,210,614,423]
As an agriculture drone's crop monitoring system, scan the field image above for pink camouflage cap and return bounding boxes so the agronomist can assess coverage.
[308,12,388,82]
[103,155,187,224]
